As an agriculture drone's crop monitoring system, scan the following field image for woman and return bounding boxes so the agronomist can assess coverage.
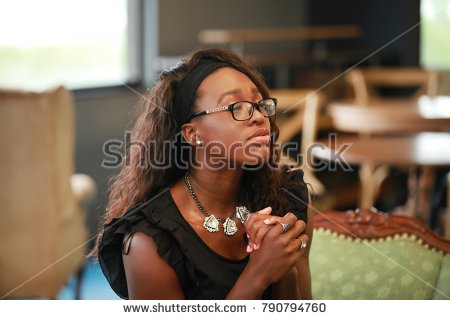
[93,48,313,299]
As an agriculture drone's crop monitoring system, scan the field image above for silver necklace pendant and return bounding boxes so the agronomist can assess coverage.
[235,206,250,223]
[185,172,243,237]
[203,215,219,233]
[223,218,238,236]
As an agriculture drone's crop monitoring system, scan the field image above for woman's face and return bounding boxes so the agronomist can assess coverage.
[188,67,272,168]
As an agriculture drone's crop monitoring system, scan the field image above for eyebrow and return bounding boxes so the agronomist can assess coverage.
[216,87,261,106]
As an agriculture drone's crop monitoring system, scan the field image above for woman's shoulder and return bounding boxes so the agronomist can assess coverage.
[280,164,306,181]
[280,165,308,194]
[100,188,178,245]
[97,188,185,299]
[279,165,309,223]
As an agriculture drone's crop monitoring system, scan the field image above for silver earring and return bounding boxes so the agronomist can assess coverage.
[196,140,203,146]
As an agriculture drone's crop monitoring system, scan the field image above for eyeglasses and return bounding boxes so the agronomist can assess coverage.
[189,97,277,121]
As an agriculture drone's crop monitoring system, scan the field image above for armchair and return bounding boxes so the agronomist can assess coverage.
[310,208,450,299]
[0,86,96,299]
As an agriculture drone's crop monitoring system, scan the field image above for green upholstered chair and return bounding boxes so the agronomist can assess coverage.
[310,208,450,299]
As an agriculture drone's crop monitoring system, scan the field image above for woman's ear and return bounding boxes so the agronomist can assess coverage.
[181,123,197,146]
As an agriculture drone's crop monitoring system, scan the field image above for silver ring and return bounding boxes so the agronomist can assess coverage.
[280,223,290,233]
[301,240,308,250]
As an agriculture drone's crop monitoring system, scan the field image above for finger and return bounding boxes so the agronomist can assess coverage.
[274,212,299,235]
[297,234,310,254]
[286,238,303,264]
[286,234,309,261]
[245,207,272,245]
[246,220,261,249]
[282,212,298,224]
[266,212,304,238]
[289,238,302,252]
[263,216,283,225]
[283,219,307,240]
[258,207,272,215]
[246,219,264,249]
[244,206,272,230]
[253,217,282,249]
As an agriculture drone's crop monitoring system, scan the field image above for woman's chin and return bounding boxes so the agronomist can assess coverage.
[241,145,270,166]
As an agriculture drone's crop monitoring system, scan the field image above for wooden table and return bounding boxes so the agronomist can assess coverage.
[198,25,362,87]
[328,96,450,133]
[198,25,362,45]
[325,95,450,231]
[313,132,450,232]
[313,133,450,167]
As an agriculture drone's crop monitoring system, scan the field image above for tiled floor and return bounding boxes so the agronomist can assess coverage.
[57,258,121,300]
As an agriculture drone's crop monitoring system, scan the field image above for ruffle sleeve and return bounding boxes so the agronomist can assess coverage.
[97,203,198,299]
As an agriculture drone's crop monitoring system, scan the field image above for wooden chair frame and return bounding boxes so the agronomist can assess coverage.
[314,208,450,253]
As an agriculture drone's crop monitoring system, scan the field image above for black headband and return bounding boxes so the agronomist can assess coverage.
[172,60,230,126]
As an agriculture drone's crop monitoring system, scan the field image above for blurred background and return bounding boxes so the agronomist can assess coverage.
[1,0,449,299]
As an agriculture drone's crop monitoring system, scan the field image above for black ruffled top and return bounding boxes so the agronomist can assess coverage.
[98,169,308,299]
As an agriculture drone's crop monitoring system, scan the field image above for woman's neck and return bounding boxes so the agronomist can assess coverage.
[186,168,243,218]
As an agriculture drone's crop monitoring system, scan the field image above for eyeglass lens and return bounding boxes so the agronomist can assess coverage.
[232,99,276,120]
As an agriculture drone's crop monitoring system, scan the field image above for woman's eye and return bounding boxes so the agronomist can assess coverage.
[233,103,244,110]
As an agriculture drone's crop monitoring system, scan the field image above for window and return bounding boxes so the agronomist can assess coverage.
[0,0,139,90]
[421,0,450,70]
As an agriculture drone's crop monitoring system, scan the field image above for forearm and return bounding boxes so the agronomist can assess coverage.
[272,267,300,299]
[296,204,313,300]
[226,265,268,299]
[296,257,312,299]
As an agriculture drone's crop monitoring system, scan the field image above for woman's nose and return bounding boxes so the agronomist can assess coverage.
[248,106,265,125]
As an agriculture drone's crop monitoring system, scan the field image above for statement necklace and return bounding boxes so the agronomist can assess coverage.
[184,172,250,236]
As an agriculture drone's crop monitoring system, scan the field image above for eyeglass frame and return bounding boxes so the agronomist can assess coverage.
[188,97,278,121]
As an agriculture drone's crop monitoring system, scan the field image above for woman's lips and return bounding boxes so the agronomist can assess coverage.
[247,128,270,144]
[247,135,270,144]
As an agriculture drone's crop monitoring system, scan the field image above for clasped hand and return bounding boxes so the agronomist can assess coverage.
[243,207,309,284]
